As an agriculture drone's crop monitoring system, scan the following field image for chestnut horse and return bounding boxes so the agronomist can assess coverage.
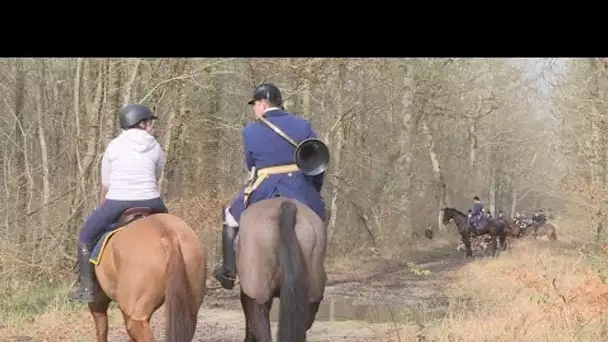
[88,209,207,342]
[442,207,507,258]
[505,219,522,238]
[236,197,327,342]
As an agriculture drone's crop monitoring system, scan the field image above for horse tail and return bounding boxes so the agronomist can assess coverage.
[277,200,309,342]
[164,228,197,342]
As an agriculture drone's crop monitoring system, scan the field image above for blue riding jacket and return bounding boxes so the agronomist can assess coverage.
[470,201,485,228]
[472,202,484,217]
[228,108,326,223]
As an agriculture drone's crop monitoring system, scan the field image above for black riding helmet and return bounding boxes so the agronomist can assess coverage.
[247,83,283,106]
[120,104,158,129]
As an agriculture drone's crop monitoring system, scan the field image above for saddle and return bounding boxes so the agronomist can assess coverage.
[470,214,487,230]
[90,207,156,265]
[117,207,154,226]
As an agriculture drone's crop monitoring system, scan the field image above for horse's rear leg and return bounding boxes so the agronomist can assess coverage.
[89,294,111,342]
[240,291,272,342]
[118,291,158,342]
[304,300,321,331]
[499,233,507,251]
[491,235,498,257]
[121,310,155,342]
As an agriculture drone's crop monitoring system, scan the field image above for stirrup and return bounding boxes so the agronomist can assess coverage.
[69,287,94,297]
[214,272,236,290]
[212,261,236,279]
[218,273,236,282]
[68,284,95,302]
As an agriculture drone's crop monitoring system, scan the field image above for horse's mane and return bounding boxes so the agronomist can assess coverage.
[444,207,467,217]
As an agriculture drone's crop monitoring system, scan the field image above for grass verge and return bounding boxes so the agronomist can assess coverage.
[414,239,608,341]
[0,282,123,341]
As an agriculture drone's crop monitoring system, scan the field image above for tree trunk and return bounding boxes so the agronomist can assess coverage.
[302,63,312,118]
[104,59,122,147]
[51,75,64,165]
[35,60,51,229]
[199,68,221,199]
[510,187,518,218]
[123,59,141,105]
[488,166,496,215]
[395,62,415,236]
[73,58,84,196]
[2,146,10,230]
[67,59,105,239]
[84,60,106,198]
[12,59,27,243]
[326,63,346,244]
[159,59,188,199]
[585,58,608,241]
[421,120,449,231]
[467,119,477,168]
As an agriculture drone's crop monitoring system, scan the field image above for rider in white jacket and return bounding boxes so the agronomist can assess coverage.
[68,104,169,303]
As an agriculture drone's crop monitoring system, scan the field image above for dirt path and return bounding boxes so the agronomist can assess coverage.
[106,246,468,341]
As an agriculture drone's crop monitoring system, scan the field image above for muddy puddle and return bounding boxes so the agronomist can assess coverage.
[269,296,441,324]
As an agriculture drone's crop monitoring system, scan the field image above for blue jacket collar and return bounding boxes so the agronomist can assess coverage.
[263,108,288,118]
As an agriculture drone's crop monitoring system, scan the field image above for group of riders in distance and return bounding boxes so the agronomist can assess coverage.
[468,196,548,237]
[439,195,556,259]
[465,196,553,252]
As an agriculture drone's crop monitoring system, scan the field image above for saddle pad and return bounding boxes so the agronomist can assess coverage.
[89,227,125,265]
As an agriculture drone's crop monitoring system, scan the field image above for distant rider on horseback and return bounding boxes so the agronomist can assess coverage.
[532,209,547,227]
[67,104,169,303]
[515,212,524,225]
[213,83,327,290]
[498,209,506,221]
[469,196,485,234]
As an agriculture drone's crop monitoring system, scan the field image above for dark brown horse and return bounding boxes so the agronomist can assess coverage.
[442,207,507,257]
[236,197,327,342]
[89,208,207,342]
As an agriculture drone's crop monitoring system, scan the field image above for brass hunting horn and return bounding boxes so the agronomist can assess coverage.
[257,116,330,176]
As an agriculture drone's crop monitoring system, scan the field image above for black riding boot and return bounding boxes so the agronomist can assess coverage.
[68,244,95,302]
[213,224,238,290]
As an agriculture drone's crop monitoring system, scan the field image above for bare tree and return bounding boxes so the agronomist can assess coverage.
[34,59,50,228]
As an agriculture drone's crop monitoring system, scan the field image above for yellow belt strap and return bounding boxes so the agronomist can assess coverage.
[243,164,300,206]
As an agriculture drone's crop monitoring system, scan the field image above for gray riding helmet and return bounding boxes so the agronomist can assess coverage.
[119,103,158,129]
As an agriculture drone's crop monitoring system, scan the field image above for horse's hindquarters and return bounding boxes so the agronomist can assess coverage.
[237,198,327,303]
[95,214,206,306]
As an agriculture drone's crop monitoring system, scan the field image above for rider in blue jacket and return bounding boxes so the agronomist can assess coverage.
[213,83,326,290]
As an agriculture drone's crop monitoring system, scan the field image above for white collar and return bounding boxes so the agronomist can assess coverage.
[264,107,281,113]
